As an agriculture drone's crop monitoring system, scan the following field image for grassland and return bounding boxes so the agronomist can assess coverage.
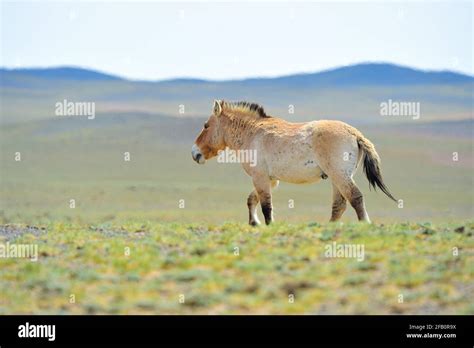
[1,221,473,314]
[0,72,472,314]
[1,115,472,225]
[1,120,471,314]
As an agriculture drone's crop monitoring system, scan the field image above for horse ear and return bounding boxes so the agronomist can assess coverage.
[213,100,223,116]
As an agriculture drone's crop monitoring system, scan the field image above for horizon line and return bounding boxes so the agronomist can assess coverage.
[1,61,473,82]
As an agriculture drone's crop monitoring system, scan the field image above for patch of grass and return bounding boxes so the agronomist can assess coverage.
[0,221,473,314]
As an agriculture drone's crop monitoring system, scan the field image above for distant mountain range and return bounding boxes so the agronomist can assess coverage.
[1,63,472,125]
[1,63,472,87]
[0,67,121,81]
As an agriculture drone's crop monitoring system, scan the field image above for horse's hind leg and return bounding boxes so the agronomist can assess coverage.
[333,177,371,223]
[312,128,369,222]
[330,183,347,222]
[247,190,261,226]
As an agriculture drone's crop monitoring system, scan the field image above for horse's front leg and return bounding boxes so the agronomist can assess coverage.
[252,176,277,225]
[247,190,261,226]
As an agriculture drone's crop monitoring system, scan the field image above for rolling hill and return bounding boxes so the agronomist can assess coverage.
[0,62,472,224]
[2,63,472,85]
[1,63,472,125]
[0,66,122,83]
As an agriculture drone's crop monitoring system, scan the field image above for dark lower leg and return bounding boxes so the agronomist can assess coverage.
[259,193,273,225]
[247,190,260,226]
[349,187,370,222]
[330,189,347,222]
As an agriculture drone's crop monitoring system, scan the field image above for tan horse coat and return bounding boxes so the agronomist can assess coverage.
[192,100,395,225]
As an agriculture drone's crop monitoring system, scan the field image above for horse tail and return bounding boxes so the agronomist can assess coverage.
[357,134,397,202]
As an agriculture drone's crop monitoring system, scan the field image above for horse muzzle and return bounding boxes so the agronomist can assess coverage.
[191,144,205,164]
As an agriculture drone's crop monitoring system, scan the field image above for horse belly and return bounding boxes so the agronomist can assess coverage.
[267,147,324,184]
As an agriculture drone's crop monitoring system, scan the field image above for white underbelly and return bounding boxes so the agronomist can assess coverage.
[253,121,326,184]
[266,148,324,184]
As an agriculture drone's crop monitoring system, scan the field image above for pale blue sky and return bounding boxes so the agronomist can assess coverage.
[1,1,472,80]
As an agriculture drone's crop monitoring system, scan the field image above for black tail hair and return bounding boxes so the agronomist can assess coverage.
[359,140,397,202]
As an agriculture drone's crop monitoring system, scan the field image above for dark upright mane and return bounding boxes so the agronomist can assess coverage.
[221,101,269,118]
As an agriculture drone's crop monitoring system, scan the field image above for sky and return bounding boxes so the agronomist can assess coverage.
[1,0,472,80]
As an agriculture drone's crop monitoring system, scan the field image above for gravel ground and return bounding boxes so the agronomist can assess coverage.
[0,224,47,241]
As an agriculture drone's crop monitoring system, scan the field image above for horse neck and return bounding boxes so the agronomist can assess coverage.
[221,113,258,150]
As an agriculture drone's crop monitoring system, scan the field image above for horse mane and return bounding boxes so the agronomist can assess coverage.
[221,101,270,118]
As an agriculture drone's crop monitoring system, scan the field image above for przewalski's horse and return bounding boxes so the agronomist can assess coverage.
[191,100,396,225]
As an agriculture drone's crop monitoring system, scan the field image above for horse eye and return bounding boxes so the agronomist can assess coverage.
[204,123,209,129]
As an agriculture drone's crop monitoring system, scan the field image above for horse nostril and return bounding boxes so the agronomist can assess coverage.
[196,153,202,161]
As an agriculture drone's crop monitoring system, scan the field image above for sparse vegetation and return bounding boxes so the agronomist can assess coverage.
[1,66,472,315]
[1,221,472,314]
